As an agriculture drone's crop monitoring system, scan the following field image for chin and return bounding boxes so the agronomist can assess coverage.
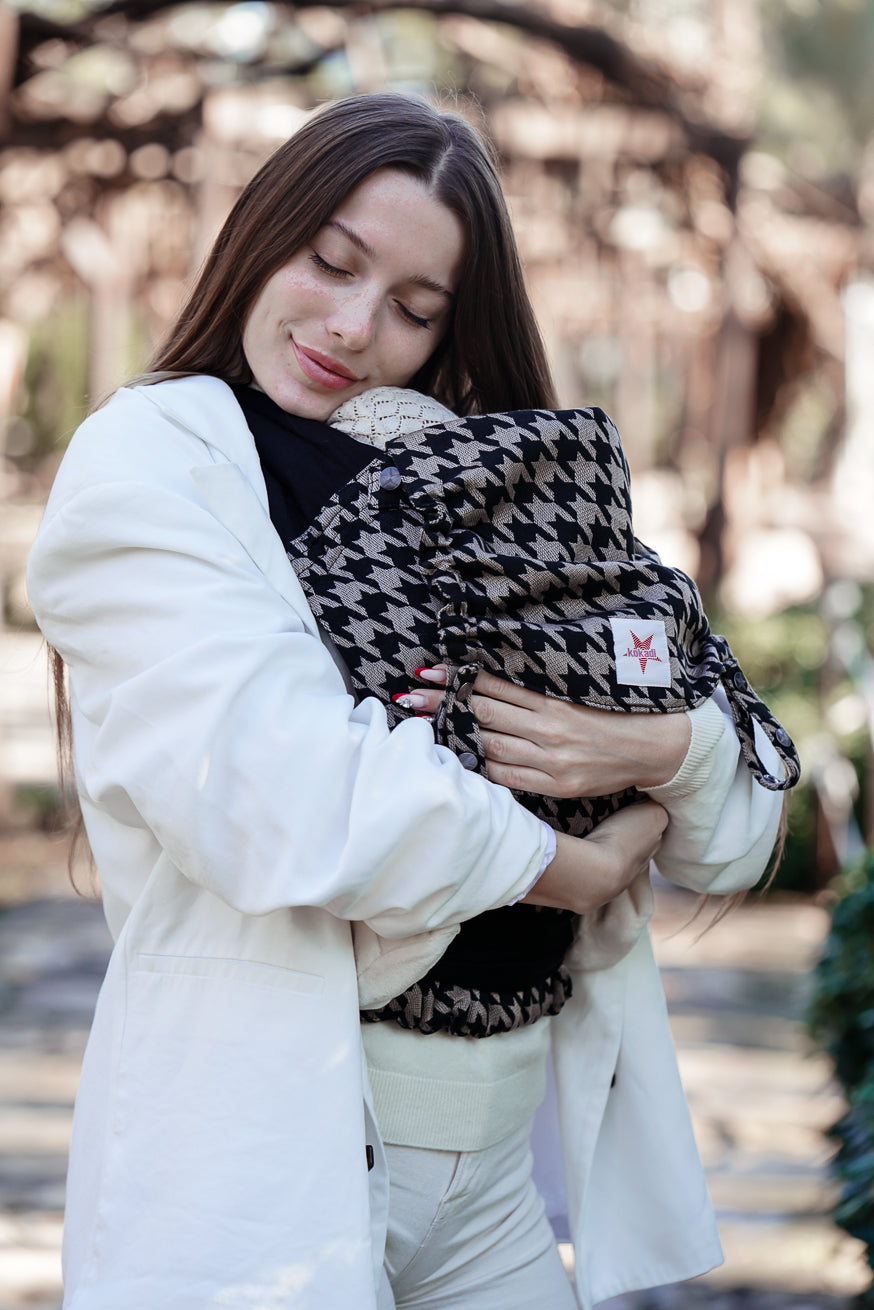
[269,383,336,423]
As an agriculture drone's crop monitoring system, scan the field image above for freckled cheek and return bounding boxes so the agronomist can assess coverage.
[380,334,434,387]
[284,269,333,311]
[259,273,320,328]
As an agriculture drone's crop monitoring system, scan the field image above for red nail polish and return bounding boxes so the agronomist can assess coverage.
[415,667,447,683]
[393,692,428,709]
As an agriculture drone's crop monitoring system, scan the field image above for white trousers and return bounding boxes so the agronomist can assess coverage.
[377,1122,580,1310]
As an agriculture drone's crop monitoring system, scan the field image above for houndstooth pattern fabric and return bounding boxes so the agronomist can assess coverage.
[360,966,574,1037]
[289,406,801,1035]
[290,406,800,793]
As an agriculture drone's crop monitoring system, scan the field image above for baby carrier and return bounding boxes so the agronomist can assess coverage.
[287,406,800,1035]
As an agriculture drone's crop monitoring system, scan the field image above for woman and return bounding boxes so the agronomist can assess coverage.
[27,94,787,1310]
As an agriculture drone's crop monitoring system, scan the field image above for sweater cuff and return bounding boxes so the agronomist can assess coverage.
[645,698,727,802]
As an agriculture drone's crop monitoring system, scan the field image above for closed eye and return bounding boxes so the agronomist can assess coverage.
[310,251,350,279]
[397,302,432,330]
[312,248,435,327]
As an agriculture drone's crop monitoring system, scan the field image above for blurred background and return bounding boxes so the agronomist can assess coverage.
[1,0,874,1306]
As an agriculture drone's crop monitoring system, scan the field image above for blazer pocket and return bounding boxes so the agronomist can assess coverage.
[135,952,325,996]
[97,949,332,1245]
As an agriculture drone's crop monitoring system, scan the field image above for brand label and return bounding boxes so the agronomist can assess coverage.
[609,616,672,687]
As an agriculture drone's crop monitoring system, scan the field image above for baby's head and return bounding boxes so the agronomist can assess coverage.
[329,387,457,449]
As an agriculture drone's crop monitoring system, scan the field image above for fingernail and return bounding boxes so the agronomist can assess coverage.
[414,667,447,683]
[393,692,429,709]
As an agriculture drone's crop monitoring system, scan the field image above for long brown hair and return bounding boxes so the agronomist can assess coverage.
[149,93,556,413]
[52,93,556,879]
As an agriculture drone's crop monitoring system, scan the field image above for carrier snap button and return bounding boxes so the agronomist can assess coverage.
[732,671,746,690]
[380,466,402,490]
[456,681,474,700]
[458,752,478,770]
[775,727,791,747]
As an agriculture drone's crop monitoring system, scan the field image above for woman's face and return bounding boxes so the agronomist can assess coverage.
[242,169,466,421]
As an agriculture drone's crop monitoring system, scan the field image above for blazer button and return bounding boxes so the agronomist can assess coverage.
[775,727,791,747]
[380,466,402,490]
[458,752,478,770]
[732,671,746,690]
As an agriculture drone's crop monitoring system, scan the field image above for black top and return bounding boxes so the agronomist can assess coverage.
[233,385,373,547]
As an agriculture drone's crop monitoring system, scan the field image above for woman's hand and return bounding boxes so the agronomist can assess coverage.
[523,802,668,915]
[399,667,691,796]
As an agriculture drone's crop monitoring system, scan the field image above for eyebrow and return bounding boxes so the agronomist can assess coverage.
[326,219,455,302]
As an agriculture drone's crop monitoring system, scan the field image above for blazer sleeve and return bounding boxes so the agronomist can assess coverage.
[645,686,786,895]
[27,466,547,934]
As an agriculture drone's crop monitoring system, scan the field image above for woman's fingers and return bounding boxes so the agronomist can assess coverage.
[478,730,562,795]
[393,665,447,715]
[590,801,668,858]
[392,689,444,714]
[415,664,448,686]
[397,671,686,798]
[469,690,538,738]
[471,673,691,795]
[483,759,560,795]
[472,669,542,710]
[397,668,542,728]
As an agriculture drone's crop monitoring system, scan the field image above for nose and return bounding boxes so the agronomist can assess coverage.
[326,287,379,352]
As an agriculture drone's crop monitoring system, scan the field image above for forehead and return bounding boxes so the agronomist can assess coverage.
[327,169,466,288]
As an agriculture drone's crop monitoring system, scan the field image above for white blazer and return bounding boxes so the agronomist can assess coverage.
[27,377,784,1310]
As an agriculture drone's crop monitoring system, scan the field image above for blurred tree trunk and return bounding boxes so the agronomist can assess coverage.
[698,310,758,595]
[697,236,768,596]
[0,3,17,140]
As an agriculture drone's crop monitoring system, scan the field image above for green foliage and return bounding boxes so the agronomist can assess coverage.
[9,784,66,833]
[21,294,90,462]
[809,852,874,1279]
[714,603,828,893]
[809,863,874,1089]
[760,0,874,169]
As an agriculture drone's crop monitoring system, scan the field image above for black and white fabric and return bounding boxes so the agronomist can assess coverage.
[285,405,800,1036]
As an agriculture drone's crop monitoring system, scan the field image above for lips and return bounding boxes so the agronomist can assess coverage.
[292,340,361,391]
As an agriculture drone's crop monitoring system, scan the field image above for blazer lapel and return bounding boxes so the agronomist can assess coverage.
[191,462,321,639]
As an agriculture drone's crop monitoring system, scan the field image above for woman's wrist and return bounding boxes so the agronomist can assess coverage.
[507,822,556,905]
[632,710,692,789]
[642,701,728,797]
[522,831,602,914]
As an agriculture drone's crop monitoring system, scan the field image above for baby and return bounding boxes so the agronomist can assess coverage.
[306,384,799,1035]
[323,384,795,782]
[329,384,458,446]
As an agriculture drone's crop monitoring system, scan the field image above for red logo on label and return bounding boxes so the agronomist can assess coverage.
[624,631,663,675]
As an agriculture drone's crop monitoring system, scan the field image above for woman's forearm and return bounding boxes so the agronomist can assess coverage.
[522,803,667,915]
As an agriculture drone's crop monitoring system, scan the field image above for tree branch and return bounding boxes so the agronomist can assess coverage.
[13,0,748,179]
